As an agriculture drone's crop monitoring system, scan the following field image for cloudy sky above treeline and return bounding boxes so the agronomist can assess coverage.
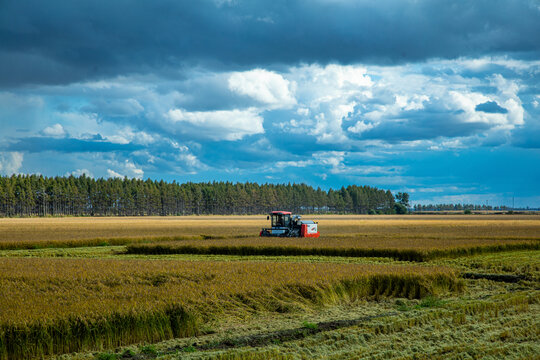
[1,0,540,206]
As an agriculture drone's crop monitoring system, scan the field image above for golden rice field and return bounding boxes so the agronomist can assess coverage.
[0,258,461,359]
[0,215,538,359]
[144,235,538,251]
[0,258,462,323]
[125,235,539,262]
[0,214,539,250]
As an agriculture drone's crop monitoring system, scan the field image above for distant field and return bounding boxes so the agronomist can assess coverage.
[0,215,539,250]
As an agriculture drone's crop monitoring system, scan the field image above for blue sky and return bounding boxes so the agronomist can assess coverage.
[1,0,540,207]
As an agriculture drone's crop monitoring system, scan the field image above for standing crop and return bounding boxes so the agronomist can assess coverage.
[0,258,461,359]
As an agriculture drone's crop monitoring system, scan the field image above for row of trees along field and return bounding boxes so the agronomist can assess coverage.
[0,175,401,217]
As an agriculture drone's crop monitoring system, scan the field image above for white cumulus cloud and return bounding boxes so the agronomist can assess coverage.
[166,108,264,141]
[274,160,314,168]
[0,152,24,175]
[348,121,374,134]
[106,160,144,179]
[106,169,124,178]
[287,64,373,143]
[42,123,66,137]
[313,151,346,173]
[228,69,296,108]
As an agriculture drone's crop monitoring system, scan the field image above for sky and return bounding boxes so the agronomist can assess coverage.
[1,0,540,207]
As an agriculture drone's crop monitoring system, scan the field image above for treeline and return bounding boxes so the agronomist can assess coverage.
[412,204,510,212]
[0,175,398,217]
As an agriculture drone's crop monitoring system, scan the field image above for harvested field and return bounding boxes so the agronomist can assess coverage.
[0,257,460,359]
[437,250,540,281]
[201,291,539,360]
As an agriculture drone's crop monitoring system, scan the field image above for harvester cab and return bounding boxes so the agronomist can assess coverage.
[260,211,320,238]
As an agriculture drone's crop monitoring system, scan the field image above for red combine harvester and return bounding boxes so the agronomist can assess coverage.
[260,211,320,237]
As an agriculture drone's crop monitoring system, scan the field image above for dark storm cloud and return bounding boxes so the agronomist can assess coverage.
[475,101,508,114]
[81,99,144,118]
[359,112,491,143]
[4,137,143,153]
[511,116,540,149]
[196,137,278,168]
[2,0,540,86]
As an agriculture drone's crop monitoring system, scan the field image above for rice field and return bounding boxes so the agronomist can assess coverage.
[125,236,539,262]
[0,214,538,359]
[0,258,461,359]
[193,291,539,360]
[0,215,538,250]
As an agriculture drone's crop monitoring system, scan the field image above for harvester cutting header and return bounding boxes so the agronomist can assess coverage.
[260,211,320,238]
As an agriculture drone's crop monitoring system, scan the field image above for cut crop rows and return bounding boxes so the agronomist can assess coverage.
[126,239,540,262]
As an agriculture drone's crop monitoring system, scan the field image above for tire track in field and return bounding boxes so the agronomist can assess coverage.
[172,311,399,353]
